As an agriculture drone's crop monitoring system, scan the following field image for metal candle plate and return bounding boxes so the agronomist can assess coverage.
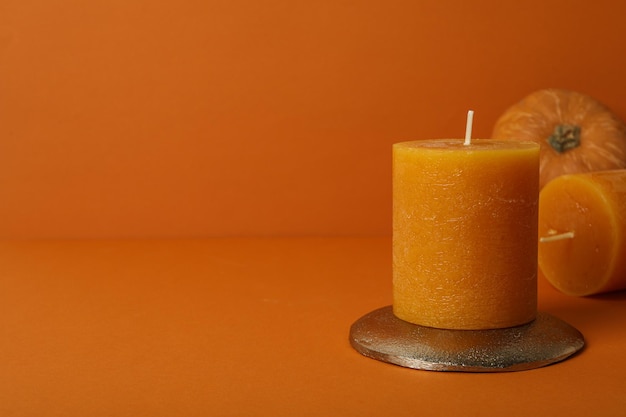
[350,306,584,372]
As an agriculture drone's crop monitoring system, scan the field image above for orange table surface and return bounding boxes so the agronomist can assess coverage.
[1,237,625,416]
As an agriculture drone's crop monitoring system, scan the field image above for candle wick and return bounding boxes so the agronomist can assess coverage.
[464,110,474,146]
[539,231,575,243]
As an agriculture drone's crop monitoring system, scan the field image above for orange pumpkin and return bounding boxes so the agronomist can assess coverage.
[492,89,626,189]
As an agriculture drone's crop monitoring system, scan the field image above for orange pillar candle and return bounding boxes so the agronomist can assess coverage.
[393,139,540,330]
[538,170,626,296]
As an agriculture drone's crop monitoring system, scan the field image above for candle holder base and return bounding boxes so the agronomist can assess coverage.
[349,306,584,372]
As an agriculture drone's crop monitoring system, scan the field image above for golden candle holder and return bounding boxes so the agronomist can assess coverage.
[350,306,584,372]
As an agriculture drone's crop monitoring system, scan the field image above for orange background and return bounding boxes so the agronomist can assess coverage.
[2,0,626,239]
[3,2,626,415]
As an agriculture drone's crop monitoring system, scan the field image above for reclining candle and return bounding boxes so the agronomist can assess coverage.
[538,170,626,296]
[393,139,540,330]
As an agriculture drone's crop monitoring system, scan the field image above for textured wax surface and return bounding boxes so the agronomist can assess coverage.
[393,140,540,329]
[539,170,626,296]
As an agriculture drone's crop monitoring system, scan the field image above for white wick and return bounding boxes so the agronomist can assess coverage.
[464,110,474,146]
[539,231,575,243]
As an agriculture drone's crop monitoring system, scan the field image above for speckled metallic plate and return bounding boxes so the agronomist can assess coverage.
[350,306,584,372]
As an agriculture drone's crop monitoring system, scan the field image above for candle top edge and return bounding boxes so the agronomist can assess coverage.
[394,139,539,151]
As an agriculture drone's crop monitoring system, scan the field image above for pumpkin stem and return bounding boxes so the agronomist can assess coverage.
[547,124,581,153]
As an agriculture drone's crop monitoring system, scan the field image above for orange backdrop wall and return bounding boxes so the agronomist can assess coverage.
[1,0,626,239]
